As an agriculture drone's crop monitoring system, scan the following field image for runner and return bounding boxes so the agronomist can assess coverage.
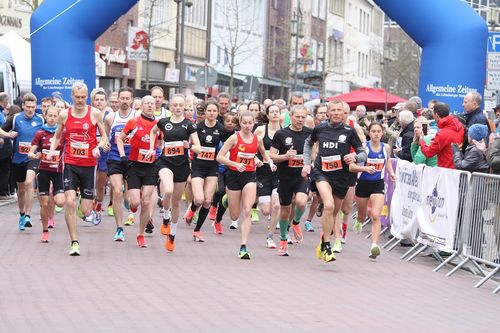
[0,93,44,230]
[104,87,137,241]
[185,100,229,241]
[146,94,201,252]
[301,99,366,262]
[118,95,159,248]
[254,104,281,249]
[28,106,65,242]
[91,88,112,222]
[47,82,108,256]
[216,111,276,259]
[151,86,171,119]
[349,122,396,259]
[270,105,312,256]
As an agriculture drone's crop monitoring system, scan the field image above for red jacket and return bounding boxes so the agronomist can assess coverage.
[419,115,464,169]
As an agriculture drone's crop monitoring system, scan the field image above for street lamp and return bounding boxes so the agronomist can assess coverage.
[174,0,193,94]
[291,1,304,91]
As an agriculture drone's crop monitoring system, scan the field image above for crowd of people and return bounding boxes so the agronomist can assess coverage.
[0,84,498,260]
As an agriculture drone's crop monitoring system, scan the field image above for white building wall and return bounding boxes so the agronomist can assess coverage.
[210,0,266,77]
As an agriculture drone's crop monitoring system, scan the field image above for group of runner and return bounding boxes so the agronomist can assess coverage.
[0,82,396,261]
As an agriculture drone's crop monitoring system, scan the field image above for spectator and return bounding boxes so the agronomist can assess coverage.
[462,92,489,128]
[405,100,419,117]
[419,102,465,169]
[411,117,437,166]
[494,105,500,128]
[0,92,11,199]
[421,108,438,137]
[409,96,423,109]
[394,110,415,161]
[452,124,489,173]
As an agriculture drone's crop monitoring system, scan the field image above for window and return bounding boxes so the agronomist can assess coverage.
[311,0,319,18]
[185,0,208,29]
[329,0,345,16]
[217,46,221,64]
[347,2,352,26]
[272,0,278,9]
[150,0,168,30]
[319,0,326,20]
[328,38,343,72]
[372,9,383,36]
[224,48,229,65]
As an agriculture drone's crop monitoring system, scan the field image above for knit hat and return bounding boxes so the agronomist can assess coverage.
[468,124,489,142]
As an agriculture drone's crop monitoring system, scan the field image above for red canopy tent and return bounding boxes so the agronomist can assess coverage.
[325,87,407,110]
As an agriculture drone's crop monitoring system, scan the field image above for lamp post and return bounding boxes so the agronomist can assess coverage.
[174,0,193,94]
[291,1,304,91]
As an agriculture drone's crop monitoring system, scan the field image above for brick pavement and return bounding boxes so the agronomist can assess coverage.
[0,200,498,333]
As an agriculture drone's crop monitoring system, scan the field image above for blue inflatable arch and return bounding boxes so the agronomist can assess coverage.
[32,0,488,113]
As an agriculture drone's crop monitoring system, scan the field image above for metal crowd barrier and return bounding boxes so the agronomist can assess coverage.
[443,172,500,294]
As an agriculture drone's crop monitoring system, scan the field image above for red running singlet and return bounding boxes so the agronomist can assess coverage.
[228,131,258,172]
[64,106,98,167]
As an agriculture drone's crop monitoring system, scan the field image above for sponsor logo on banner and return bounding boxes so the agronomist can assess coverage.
[127,27,148,61]
[380,158,397,228]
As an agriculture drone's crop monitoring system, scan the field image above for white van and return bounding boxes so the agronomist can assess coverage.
[0,44,20,104]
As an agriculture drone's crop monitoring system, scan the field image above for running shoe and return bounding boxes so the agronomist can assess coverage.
[193,231,205,242]
[107,204,114,216]
[208,205,217,220]
[323,247,336,263]
[332,239,342,253]
[213,222,223,234]
[316,203,323,217]
[136,234,147,248]
[184,208,195,226]
[251,208,259,223]
[92,210,102,226]
[238,249,251,260]
[55,206,63,213]
[369,244,381,259]
[48,218,55,229]
[287,234,293,245]
[114,228,125,242]
[160,220,170,236]
[315,242,323,260]
[24,215,32,228]
[266,236,277,249]
[221,193,228,209]
[230,220,239,230]
[41,231,49,243]
[341,223,348,243]
[353,220,362,233]
[84,213,94,224]
[18,215,26,231]
[145,219,154,234]
[166,234,175,252]
[69,242,80,256]
[277,240,289,256]
[304,221,314,232]
[291,223,304,243]
[124,212,134,226]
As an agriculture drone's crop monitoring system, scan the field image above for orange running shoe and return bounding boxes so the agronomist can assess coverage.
[166,234,175,252]
[277,240,289,256]
[160,221,170,236]
[213,222,223,234]
[208,205,217,220]
[41,231,49,243]
[291,222,304,243]
[136,234,147,248]
[184,208,195,226]
[193,231,205,242]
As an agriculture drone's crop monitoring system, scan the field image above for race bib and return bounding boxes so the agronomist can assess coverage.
[70,142,89,158]
[164,141,184,156]
[236,152,255,166]
[198,146,216,161]
[288,154,304,168]
[18,141,31,154]
[321,155,342,172]
[138,148,155,163]
[42,149,60,164]
[366,158,385,171]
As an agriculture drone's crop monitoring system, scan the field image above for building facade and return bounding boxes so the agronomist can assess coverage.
[0,0,33,40]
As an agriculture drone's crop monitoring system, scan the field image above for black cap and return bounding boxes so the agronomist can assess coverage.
[494,104,500,111]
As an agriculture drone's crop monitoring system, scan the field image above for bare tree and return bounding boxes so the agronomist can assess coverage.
[17,0,40,10]
[214,0,260,96]
[265,16,292,99]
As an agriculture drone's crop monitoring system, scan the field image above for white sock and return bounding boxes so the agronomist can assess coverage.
[163,209,171,220]
[170,222,178,236]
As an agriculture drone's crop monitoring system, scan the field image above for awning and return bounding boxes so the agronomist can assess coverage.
[258,77,291,88]
[216,71,245,86]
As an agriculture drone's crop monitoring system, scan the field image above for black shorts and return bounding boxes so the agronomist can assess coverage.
[355,179,385,198]
[312,168,349,200]
[348,172,357,187]
[107,160,127,177]
[257,169,279,197]
[156,158,190,183]
[191,164,218,179]
[37,170,64,196]
[126,161,158,189]
[63,164,95,199]
[278,177,309,206]
[226,169,256,191]
[12,160,39,183]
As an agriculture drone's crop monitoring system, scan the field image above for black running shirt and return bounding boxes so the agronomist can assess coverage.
[271,126,312,179]
[157,117,196,165]
[192,121,229,168]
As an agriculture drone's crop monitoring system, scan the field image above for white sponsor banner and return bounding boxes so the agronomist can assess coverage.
[127,27,148,61]
[390,160,424,240]
[415,167,460,252]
